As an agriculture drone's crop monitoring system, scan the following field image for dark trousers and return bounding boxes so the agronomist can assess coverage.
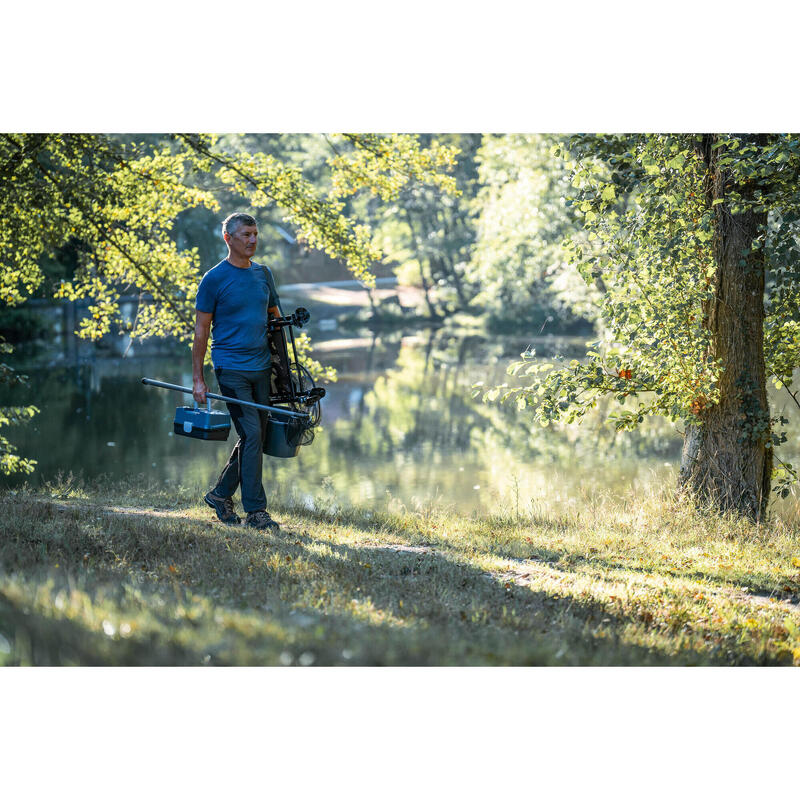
[212,367,271,513]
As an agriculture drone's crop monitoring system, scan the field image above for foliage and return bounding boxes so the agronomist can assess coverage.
[2,132,459,340]
[292,330,337,384]
[328,133,459,201]
[351,134,481,318]
[470,134,598,328]
[1,135,210,340]
[485,135,800,495]
[0,340,38,475]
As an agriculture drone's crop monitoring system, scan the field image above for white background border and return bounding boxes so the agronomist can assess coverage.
[2,1,798,795]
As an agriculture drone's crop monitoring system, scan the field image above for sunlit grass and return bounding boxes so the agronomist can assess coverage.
[1,475,798,665]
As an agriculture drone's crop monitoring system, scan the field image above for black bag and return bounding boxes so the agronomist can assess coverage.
[268,325,293,399]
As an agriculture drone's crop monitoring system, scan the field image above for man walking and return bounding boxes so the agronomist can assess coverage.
[192,212,282,531]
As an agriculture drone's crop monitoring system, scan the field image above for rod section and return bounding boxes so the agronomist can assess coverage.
[141,377,310,420]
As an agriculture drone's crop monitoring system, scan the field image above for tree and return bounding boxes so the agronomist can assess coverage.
[344,134,481,319]
[470,134,598,331]
[0,133,459,473]
[0,340,37,474]
[492,134,800,520]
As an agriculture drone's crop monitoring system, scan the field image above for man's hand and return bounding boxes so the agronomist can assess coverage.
[193,377,208,404]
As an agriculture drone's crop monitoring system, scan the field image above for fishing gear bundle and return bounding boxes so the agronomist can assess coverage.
[266,306,325,447]
[142,307,325,459]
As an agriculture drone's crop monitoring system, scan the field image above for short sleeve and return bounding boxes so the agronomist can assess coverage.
[195,271,216,314]
[264,267,282,313]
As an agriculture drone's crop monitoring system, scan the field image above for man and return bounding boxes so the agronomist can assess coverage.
[192,212,282,531]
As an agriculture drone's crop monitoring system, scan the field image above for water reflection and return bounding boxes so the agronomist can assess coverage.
[3,328,799,517]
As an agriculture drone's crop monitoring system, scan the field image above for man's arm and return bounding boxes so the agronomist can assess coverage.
[268,305,281,319]
[192,310,213,403]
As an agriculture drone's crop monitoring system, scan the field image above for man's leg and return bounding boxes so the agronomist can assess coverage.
[245,370,281,531]
[212,369,269,514]
[202,369,242,524]
[213,432,242,501]
[205,440,241,517]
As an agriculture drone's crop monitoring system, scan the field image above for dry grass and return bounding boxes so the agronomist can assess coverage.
[1,476,799,666]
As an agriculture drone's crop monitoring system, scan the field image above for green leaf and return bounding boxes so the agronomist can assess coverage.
[601,185,616,202]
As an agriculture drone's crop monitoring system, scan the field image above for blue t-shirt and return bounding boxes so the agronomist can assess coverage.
[195,260,281,371]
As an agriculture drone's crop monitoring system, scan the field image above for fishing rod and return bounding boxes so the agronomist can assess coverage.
[141,377,310,420]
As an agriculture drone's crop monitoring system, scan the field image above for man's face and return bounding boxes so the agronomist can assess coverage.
[225,224,258,260]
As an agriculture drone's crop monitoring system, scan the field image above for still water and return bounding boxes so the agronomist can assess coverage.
[3,328,799,517]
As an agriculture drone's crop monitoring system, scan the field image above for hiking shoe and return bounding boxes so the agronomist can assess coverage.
[204,492,241,525]
[245,510,280,532]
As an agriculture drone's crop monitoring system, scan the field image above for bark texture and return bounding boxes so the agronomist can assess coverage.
[679,135,772,520]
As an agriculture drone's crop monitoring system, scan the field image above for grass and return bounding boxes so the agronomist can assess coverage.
[1,475,799,666]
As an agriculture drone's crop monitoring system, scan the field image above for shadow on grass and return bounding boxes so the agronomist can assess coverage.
[0,590,199,666]
[0,498,759,666]
[479,539,797,603]
[284,504,797,602]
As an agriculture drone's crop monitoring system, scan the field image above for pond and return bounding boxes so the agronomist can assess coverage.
[3,327,799,519]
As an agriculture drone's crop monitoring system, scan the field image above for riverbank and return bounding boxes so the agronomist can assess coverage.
[1,478,799,666]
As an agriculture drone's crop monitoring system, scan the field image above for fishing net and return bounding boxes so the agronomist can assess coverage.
[285,362,321,445]
[285,415,316,447]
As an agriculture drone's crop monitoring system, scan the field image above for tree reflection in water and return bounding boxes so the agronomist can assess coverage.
[265,328,685,514]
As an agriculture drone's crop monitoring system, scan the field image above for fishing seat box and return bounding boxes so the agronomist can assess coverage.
[173,404,231,441]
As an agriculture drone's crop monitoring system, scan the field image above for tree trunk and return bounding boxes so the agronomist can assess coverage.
[404,209,442,320]
[436,209,472,309]
[679,135,772,520]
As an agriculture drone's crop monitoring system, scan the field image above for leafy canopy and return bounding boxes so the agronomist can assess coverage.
[477,134,800,497]
[0,132,459,472]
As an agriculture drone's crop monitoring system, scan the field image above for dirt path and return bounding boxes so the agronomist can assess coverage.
[22,498,204,523]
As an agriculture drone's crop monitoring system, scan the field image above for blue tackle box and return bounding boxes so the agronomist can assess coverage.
[173,400,231,441]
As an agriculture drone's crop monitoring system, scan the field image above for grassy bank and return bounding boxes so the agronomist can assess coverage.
[1,478,799,666]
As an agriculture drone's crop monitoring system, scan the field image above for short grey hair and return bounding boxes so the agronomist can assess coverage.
[222,212,257,237]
